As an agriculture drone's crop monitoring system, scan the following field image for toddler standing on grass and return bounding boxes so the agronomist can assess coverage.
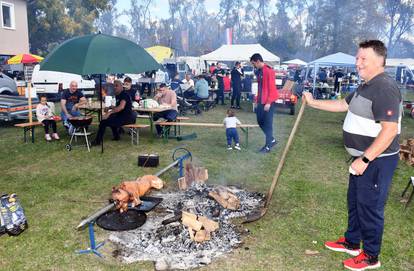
[36,95,59,141]
[223,109,241,150]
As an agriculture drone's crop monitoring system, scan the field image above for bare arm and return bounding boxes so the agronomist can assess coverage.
[302,92,348,112]
[363,121,398,161]
[60,99,70,116]
[110,100,126,114]
[351,121,399,175]
[78,97,87,106]
[170,93,177,108]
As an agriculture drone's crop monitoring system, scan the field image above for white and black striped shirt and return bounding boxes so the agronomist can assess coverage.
[343,73,402,157]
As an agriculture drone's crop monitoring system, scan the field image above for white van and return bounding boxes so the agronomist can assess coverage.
[31,64,95,99]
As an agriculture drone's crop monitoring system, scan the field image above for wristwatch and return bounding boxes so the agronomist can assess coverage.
[361,156,370,164]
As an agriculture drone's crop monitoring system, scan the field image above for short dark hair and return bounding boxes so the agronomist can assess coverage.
[227,109,235,117]
[39,94,47,99]
[359,40,387,66]
[250,53,263,63]
[235,61,241,66]
[159,83,167,88]
[123,77,132,83]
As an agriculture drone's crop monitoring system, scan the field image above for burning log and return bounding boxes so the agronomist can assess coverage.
[178,163,208,190]
[182,211,203,231]
[112,175,164,212]
[208,186,240,210]
[181,211,219,243]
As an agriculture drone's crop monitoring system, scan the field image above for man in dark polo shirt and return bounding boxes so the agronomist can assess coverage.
[303,40,401,271]
[92,80,136,145]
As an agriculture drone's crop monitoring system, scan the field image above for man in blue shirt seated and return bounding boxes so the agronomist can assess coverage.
[194,75,209,99]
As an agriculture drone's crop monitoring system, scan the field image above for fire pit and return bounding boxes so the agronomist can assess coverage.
[108,183,264,270]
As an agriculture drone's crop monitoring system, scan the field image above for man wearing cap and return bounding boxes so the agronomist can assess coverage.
[153,83,178,136]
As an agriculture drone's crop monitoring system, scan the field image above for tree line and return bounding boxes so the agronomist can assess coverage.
[28,0,414,61]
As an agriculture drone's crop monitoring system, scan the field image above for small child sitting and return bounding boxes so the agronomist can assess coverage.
[36,95,59,141]
[223,109,241,150]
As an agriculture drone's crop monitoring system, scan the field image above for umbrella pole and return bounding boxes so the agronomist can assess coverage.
[28,81,32,123]
[100,74,104,154]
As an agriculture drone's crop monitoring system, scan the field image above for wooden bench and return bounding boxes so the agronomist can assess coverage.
[14,121,43,143]
[122,124,150,145]
[156,122,259,147]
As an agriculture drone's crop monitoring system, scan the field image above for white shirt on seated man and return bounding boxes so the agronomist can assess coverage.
[181,74,194,92]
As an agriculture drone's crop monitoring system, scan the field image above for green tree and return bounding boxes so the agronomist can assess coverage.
[27,0,110,55]
[97,0,118,36]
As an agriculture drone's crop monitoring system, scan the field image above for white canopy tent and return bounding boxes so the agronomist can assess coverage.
[306,52,356,92]
[386,58,414,68]
[283,58,307,66]
[201,44,280,63]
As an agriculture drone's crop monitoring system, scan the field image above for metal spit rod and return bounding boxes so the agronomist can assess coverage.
[76,159,182,231]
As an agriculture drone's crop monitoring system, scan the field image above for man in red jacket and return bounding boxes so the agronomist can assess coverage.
[250,53,279,153]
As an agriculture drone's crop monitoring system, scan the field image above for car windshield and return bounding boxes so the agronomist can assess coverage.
[243,66,253,72]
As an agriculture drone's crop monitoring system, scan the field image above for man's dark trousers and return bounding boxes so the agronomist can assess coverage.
[95,115,135,143]
[231,85,241,107]
[255,103,275,147]
[153,109,177,135]
[345,154,399,256]
[216,86,225,105]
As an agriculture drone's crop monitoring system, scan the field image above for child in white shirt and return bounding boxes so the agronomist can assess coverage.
[223,109,241,150]
[36,95,59,141]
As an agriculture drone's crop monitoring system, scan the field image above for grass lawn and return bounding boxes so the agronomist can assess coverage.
[0,98,413,271]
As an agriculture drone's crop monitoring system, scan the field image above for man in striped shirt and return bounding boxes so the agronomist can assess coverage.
[303,40,401,271]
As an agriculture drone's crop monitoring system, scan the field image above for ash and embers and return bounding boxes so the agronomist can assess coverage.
[109,183,264,270]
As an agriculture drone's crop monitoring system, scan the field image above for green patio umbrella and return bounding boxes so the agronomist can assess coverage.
[40,33,160,74]
[40,33,160,153]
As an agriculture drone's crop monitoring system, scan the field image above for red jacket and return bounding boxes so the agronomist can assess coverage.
[258,64,278,104]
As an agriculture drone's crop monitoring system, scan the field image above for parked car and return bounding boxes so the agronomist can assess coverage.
[0,73,18,96]
[31,64,95,100]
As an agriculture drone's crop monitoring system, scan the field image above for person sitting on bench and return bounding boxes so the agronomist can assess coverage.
[60,81,87,133]
[36,95,60,141]
[92,80,136,145]
[181,73,195,99]
[153,83,178,136]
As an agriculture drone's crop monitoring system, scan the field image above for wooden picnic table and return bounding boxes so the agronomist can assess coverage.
[78,102,105,121]
[133,106,173,135]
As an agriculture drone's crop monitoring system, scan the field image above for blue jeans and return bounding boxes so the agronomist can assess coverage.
[226,128,239,146]
[256,103,275,147]
[61,109,81,126]
[153,110,178,135]
[344,154,399,256]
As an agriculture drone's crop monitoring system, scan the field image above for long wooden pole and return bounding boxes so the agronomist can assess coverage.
[243,99,306,223]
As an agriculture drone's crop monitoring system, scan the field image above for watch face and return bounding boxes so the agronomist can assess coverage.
[362,156,370,163]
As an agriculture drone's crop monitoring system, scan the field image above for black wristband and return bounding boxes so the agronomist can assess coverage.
[362,156,370,164]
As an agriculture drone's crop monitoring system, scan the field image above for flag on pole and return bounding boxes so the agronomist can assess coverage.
[225,28,233,45]
[181,29,189,53]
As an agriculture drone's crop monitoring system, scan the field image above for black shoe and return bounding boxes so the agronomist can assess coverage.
[258,145,271,153]
[231,106,235,109]
[236,106,241,109]
[270,139,278,148]
[112,137,120,141]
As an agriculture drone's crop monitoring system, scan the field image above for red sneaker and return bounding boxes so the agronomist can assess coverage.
[325,237,361,256]
[343,251,381,271]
